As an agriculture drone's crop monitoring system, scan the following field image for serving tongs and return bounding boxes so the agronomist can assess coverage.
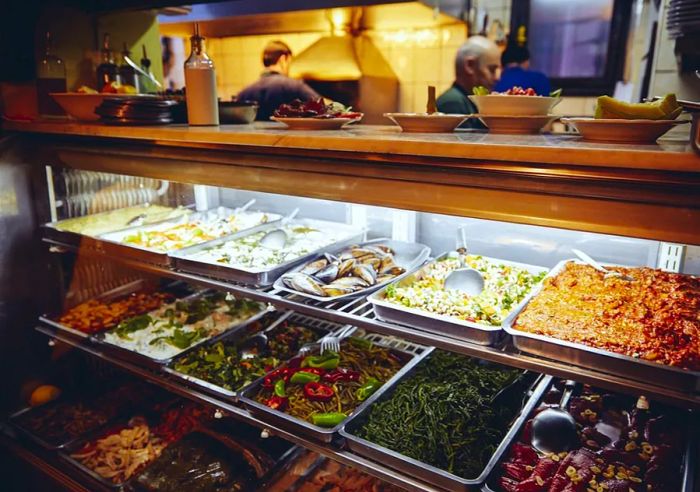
[572,249,635,281]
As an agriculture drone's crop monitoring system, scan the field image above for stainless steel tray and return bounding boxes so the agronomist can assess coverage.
[95,207,282,267]
[504,259,700,392]
[169,218,365,286]
[40,206,192,249]
[8,405,87,451]
[369,253,549,346]
[340,367,551,492]
[272,238,431,302]
[163,311,337,402]
[240,334,432,444]
[92,291,272,368]
[480,380,698,492]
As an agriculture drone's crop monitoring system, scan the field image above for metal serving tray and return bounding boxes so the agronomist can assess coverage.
[91,291,272,368]
[272,238,431,302]
[163,311,337,402]
[369,253,549,346]
[169,218,365,286]
[481,380,698,492]
[8,404,91,451]
[40,206,192,249]
[504,259,700,392]
[340,368,551,492]
[95,207,282,267]
[240,333,432,444]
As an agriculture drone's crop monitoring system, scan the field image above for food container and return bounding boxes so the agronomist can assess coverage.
[92,291,271,368]
[468,94,560,116]
[240,334,432,444]
[163,311,336,402]
[481,380,697,492]
[219,100,258,124]
[340,366,551,492]
[49,93,152,121]
[96,207,282,267]
[273,238,431,302]
[369,253,548,346]
[170,218,365,286]
[504,259,700,392]
[383,113,469,133]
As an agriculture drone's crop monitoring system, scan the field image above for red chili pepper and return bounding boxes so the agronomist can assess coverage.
[265,395,288,410]
[303,382,334,402]
[263,367,290,388]
[322,368,360,383]
[301,367,324,376]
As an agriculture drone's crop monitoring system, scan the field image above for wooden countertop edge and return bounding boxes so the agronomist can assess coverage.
[3,120,699,173]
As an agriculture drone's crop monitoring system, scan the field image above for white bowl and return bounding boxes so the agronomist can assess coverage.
[50,93,142,121]
[468,94,560,116]
[384,113,469,133]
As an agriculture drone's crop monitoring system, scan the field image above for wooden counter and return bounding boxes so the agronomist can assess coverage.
[3,120,699,172]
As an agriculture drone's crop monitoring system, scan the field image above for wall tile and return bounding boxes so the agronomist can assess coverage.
[413,48,442,83]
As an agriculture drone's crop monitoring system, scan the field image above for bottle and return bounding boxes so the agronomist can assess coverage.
[36,31,67,118]
[96,33,118,92]
[118,42,139,92]
[184,23,219,126]
[139,45,155,94]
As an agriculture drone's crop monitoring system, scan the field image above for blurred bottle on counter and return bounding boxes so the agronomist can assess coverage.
[36,31,67,118]
[184,23,219,126]
[96,33,118,91]
[139,45,157,94]
[118,43,139,92]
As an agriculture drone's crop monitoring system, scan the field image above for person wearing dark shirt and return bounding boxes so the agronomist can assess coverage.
[437,36,501,129]
[237,40,321,121]
[494,44,551,96]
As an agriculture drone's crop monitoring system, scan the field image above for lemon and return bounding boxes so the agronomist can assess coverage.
[29,385,62,407]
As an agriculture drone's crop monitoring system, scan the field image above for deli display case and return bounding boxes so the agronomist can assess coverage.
[0,121,698,492]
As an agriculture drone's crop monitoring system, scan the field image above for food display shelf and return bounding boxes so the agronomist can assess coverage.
[43,237,700,409]
[34,325,445,492]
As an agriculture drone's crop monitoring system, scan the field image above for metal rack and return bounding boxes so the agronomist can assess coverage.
[44,237,700,409]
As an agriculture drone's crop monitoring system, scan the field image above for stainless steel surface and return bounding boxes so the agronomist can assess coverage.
[340,371,552,491]
[163,311,336,402]
[273,239,431,302]
[91,291,270,368]
[239,335,432,444]
[8,406,82,452]
[443,268,485,296]
[96,207,282,267]
[504,259,700,393]
[370,254,549,347]
[170,218,364,286]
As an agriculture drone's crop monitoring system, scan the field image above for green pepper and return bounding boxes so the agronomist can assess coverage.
[312,412,347,427]
[302,351,340,370]
[274,379,286,397]
[290,371,321,384]
[356,377,381,401]
[348,337,372,350]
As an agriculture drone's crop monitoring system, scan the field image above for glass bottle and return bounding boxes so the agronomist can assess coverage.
[139,44,155,94]
[36,32,67,118]
[118,42,139,92]
[184,24,219,126]
[96,33,118,92]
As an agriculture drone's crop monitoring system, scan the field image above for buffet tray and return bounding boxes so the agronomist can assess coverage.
[481,380,698,492]
[240,334,433,444]
[91,291,272,368]
[369,254,549,346]
[272,238,431,302]
[170,218,365,286]
[163,311,337,402]
[8,405,86,451]
[340,370,551,492]
[504,259,700,392]
[95,207,282,267]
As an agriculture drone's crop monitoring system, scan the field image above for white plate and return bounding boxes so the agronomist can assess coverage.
[476,114,559,134]
[561,117,688,143]
[271,115,362,130]
[383,113,470,133]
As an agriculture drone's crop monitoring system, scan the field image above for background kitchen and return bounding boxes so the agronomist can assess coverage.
[3,0,699,123]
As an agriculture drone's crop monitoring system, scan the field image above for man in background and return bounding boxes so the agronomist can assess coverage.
[237,40,321,121]
[494,43,551,95]
[437,35,501,120]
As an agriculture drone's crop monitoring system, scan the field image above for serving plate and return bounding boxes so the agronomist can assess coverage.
[468,94,560,116]
[340,365,550,492]
[271,116,362,130]
[476,114,559,134]
[170,218,364,286]
[561,117,688,143]
[383,113,469,132]
[504,259,700,392]
[240,333,431,444]
[369,253,548,346]
[273,238,431,303]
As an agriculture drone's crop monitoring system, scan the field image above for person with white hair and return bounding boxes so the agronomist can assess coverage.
[437,35,501,124]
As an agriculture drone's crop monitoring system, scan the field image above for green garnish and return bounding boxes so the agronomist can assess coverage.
[549,88,562,98]
[472,86,490,96]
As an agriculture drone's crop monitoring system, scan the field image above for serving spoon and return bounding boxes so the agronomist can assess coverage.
[259,208,299,250]
[572,249,635,281]
[531,380,578,454]
[443,267,485,296]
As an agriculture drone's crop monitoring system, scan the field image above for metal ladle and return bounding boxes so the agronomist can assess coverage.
[572,249,635,281]
[531,380,578,454]
[443,268,485,296]
[259,208,299,250]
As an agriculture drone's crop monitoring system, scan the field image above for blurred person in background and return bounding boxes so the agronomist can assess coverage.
[494,41,551,95]
[437,36,501,128]
[238,40,321,121]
